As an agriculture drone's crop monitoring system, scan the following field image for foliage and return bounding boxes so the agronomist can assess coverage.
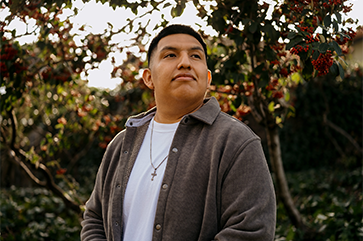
[0,186,81,241]
[275,166,363,241]
[1,0,361,239]
[1,0,151,212]
[199,0,358,127]
[1,166,361,240]
[280,65,362,171]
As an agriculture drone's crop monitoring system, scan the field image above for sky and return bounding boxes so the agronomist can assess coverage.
[1,0,362,90]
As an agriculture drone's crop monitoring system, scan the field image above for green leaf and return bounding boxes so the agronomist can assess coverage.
[319,43,329,53]
[330,62,339,76]
[287,32,296,39]
[284,91,290,102]
[332,41,342,56]
[163,2,172,8]
[55,123,64,129]
[312,50,320,59]
[171,0,186,17]
[291,72,302,84]
[333,21,339,32]
[286,36,304,50]
[338,62,344,79]
[249,22,258,33]
[268,101,275,112]
[335,12,342,24]
[324,15,331,27]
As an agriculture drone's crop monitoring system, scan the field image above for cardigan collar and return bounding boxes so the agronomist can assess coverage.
[125,97,221,128]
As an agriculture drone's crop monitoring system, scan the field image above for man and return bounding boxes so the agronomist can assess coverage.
[81,24,276,241]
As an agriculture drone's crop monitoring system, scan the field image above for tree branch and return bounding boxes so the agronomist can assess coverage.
[323,114,363,155]
[8,149,47,186]
[10,147,82,213]
[7,108,17,149]
[325,128,346,158]
[5,109,82,214]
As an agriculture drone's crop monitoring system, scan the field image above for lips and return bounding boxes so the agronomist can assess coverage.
[172,73,196,81]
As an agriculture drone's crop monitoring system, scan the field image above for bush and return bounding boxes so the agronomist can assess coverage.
[0,186,81,241]
[280,66,362,171]
[275,166,363,240]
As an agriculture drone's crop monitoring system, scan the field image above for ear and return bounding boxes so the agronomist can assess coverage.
[142,68,154,90]
[207,70,212,86]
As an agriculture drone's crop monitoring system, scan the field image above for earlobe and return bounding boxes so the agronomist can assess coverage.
[207,70,212,85]
[142,68,154,90]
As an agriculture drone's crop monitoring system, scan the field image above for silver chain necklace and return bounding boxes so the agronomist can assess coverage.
[150,118,169,181]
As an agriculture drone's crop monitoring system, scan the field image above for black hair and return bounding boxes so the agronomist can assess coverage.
[147,24,207,66]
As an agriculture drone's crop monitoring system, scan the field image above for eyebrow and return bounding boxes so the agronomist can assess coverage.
[159,46,204,53]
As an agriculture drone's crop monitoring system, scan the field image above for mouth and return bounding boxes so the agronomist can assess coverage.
[172,73,196,81]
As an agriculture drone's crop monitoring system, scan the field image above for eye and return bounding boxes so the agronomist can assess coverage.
[164,53,176,58]
[192,54,202,59]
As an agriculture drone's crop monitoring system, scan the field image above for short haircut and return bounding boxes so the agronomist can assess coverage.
[147,24,207,66]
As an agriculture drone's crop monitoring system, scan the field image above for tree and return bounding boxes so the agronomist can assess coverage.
[1,0,151,214]
[1,0,360,238]
[200,0,359,236]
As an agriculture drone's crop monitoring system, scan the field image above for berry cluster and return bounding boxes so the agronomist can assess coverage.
[290,45,309,55]
[288,0,320,13]
[266,78,284,99]
[1,42,18,61]
[270,43,286,57]
[312,16,322,27]
[270,60,280,66]
[297,25,314,34]
[322,0,352,13]
[335,28,357,45]
[311,51,334,76]
[272,91,284,99]
[0,39,28,78]
[305,34,320,44]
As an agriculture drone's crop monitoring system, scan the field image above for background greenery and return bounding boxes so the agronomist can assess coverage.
[1,0,362,240]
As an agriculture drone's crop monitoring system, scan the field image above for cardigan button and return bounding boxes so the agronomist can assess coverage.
[116,184,121,188]
[124,151,128,154]
[115,221,119,226]
[162,184,168,190]
[172,148,178,153]
[155,224,162,230]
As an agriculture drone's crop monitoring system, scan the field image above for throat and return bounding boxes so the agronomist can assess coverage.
[154,100,204,124]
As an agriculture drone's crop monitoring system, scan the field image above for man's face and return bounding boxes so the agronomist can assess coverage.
[143,34,211,107]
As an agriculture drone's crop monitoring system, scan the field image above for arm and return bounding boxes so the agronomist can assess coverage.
[215,139,276,241]
[80,158,108,241]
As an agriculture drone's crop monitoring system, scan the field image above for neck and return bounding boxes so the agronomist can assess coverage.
[154,100,204,124]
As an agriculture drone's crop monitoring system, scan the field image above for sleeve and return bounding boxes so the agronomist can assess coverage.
[80,157,108,241]
[215,138,276,241]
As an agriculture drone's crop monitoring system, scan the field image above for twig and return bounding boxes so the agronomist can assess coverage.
[324,115,363,155]
[7,108,17,149]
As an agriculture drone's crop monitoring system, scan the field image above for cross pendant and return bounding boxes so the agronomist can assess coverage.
[151,170,157,181]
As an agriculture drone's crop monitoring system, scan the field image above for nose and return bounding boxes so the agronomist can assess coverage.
[177,52,191,70]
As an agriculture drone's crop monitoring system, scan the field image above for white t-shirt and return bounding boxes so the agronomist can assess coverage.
[122,117,179,241]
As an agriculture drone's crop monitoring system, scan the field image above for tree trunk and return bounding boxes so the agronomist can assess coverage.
[265,126,306,230]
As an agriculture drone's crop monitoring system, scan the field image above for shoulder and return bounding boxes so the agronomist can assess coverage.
[109,129,126,147]
[213,111,260,143]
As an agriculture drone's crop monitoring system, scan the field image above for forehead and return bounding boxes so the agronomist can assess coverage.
[156,34,204,52]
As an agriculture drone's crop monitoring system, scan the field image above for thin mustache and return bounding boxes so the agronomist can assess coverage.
[172,73,196,80]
